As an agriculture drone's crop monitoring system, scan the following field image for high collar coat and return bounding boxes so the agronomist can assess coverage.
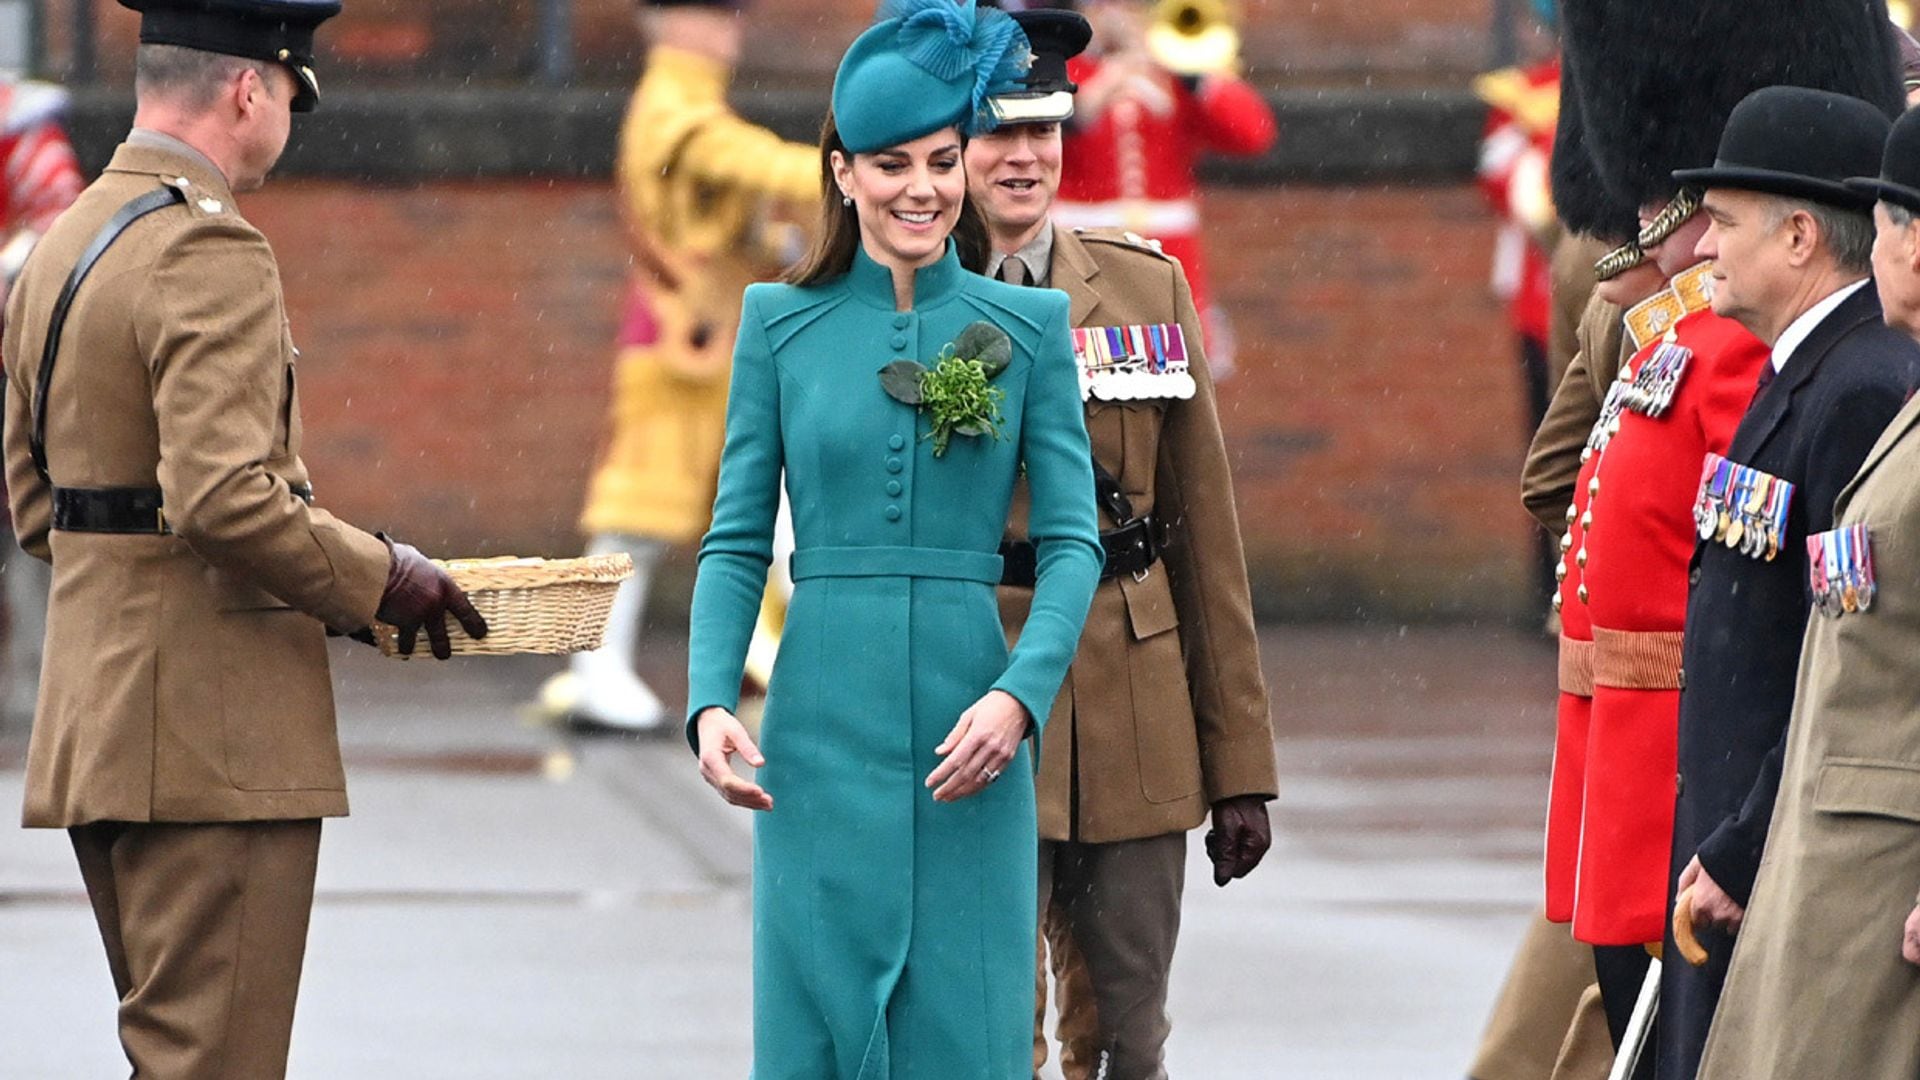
[683,243,1102,1077]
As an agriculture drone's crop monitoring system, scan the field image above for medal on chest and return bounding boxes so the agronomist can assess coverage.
[1809,523,1876,616]
[1072,323,1198,402]
[1620,330,1692,418]
[1695,453,1793,560]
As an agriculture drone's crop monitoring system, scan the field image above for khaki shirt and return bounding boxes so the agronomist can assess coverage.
[1,140,390,827]
[1000,226,1277,843]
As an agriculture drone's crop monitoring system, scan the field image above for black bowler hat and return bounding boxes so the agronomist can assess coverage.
[1673,86,1891,211]
[987,9,1090,125]
[119,0,341,113]
[1846,107,1920,214]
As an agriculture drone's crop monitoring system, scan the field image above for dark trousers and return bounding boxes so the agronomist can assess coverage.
[1592,943,1656,1080]
[70,819,323,1080]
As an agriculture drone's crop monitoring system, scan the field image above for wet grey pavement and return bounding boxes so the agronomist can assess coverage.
[0,625,1556,1078]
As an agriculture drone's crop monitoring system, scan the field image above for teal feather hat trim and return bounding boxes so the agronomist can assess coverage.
[833,0,1033,154]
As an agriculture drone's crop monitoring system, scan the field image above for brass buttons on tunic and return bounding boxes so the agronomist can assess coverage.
[1561,533,1575,553]
[1577,584,1589,603]
[1577,547,1588,569]
[1589,477,1601,498]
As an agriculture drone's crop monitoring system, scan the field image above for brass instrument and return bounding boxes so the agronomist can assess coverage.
[1145,0,1241,77]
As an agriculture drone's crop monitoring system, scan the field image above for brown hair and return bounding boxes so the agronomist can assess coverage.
[786,111,991,286]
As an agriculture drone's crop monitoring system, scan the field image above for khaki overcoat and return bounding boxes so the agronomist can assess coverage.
[0,141,389,828]
[1697,388,1920,1079]
[1000,226,1276,843]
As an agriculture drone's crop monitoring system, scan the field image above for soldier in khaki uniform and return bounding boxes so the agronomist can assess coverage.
[0,2,485,1074]
[970,12,1277,1077]
[547,0,819,731]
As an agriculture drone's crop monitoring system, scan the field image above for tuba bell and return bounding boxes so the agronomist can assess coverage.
[1145,0,1241,77]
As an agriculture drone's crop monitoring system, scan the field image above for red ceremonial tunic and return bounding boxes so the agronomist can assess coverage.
[1056,57,1275,334]
[1545,291,1768,945]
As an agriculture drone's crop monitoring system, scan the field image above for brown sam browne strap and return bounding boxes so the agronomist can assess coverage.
[31,184,188,482]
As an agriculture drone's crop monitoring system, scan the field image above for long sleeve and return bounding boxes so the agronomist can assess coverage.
[1156,267,1277,804]
[143,218,388,631]
[991,295,1101,729]
[1186,75,1278,157]
[1523,291,1623,535]
[684,287,782,747]
[1696,373,1913,906]
[2,284,50,561]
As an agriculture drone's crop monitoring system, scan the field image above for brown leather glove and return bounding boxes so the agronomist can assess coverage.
[1205,795,1272,887]
[376,537,488,660]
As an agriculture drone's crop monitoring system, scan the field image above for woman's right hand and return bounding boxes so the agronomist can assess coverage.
[695,707,773,811]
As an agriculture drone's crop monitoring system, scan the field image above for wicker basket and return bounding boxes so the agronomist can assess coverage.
[374,554,634,658]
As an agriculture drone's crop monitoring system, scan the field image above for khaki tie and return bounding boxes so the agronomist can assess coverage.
[998,257,1029,287]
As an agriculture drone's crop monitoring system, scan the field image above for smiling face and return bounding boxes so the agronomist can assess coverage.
[832,126,967,272]
[965,120,1064,251]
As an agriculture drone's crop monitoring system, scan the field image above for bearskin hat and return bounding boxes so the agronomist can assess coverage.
[1552,0,1904,239]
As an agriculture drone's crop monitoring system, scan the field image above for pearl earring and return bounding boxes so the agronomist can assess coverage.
[842,194,854,206]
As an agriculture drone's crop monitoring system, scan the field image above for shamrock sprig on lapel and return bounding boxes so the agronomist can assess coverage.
[879,321,1013,456]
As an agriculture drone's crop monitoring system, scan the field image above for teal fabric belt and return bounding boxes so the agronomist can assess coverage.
[790,546,1005,585]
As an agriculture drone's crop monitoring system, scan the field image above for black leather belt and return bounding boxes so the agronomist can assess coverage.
[52,483,313,535]
[1000,515,1162,588]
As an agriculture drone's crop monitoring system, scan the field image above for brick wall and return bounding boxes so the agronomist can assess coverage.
[59,0,1510,87]
[244,179,1533,622]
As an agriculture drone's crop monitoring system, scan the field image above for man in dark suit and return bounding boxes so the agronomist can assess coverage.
[1657,86,1920,1080]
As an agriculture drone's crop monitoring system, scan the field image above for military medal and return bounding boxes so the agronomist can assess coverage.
[1695,452,1793,561]
[1809,523,1876,616]
[1072,323,1197,402]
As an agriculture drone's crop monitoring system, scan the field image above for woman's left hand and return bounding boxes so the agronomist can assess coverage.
[926,689,1030,803]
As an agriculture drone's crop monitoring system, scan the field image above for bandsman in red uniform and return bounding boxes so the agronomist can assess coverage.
[1054,0,1275,371]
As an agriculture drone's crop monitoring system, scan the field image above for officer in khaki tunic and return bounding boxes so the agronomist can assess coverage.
[970,12,1277,1077]
[0,2,485,1074]
[547,0,819,732]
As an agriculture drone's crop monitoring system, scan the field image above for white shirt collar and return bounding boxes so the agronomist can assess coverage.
[1771,278,1870,373]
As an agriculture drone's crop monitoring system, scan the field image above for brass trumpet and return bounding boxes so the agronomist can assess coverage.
[1145,0,1241,77]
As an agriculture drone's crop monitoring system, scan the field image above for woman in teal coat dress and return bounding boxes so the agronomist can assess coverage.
[684,1,1103,1075]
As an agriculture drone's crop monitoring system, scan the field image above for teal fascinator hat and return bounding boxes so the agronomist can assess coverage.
[832,0,1033,154]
